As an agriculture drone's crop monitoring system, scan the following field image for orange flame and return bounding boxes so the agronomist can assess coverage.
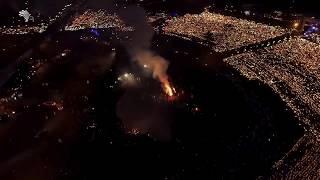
[163,81,176,97]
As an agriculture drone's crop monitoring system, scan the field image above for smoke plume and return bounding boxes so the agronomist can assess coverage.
[118,5,171,90]
[133,50,170,87]
[116,5,173,140]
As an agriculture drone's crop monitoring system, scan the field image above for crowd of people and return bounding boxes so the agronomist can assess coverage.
[270,38,320,77]
[0,24,47,34]
[163,11,287,52]
[224,37,320,124]
[307,34,320,45]
[65,10,133,32]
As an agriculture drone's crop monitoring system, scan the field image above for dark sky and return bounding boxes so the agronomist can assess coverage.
[214,0,317,12]
[0,0,318,20]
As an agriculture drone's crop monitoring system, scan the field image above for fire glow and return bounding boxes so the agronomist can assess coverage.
[163,82,175,97]
[161,80,178,102]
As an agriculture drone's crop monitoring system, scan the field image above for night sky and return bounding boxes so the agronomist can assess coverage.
[0,0,319,15]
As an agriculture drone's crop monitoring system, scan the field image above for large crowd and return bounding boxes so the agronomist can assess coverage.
[0,25,47,35]
[224,37,320,128]
[163,11,288,52]
[0,9,132,34]
[306,34,320,45]
[270,38,320,77]
[65,10,133,32]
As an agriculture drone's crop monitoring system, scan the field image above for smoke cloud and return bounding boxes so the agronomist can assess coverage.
[116,5,173,140]
[118,5,171,90]
[133,50,170,86]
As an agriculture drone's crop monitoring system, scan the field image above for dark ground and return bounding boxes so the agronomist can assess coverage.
[0,29,304,179]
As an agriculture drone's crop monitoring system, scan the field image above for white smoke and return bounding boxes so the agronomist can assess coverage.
[132,50,170,85]
[116,5,173,140]
[118,5,171,86]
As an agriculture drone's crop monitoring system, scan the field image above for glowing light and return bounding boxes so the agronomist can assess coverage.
[293,22,299,28]
[42,101,64,111]
[129,128,140,135]
[163,81,176,97]
[90,28,100,36]
[117,73,137,86]
[164,83,173,97]
[19,10,34,22]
